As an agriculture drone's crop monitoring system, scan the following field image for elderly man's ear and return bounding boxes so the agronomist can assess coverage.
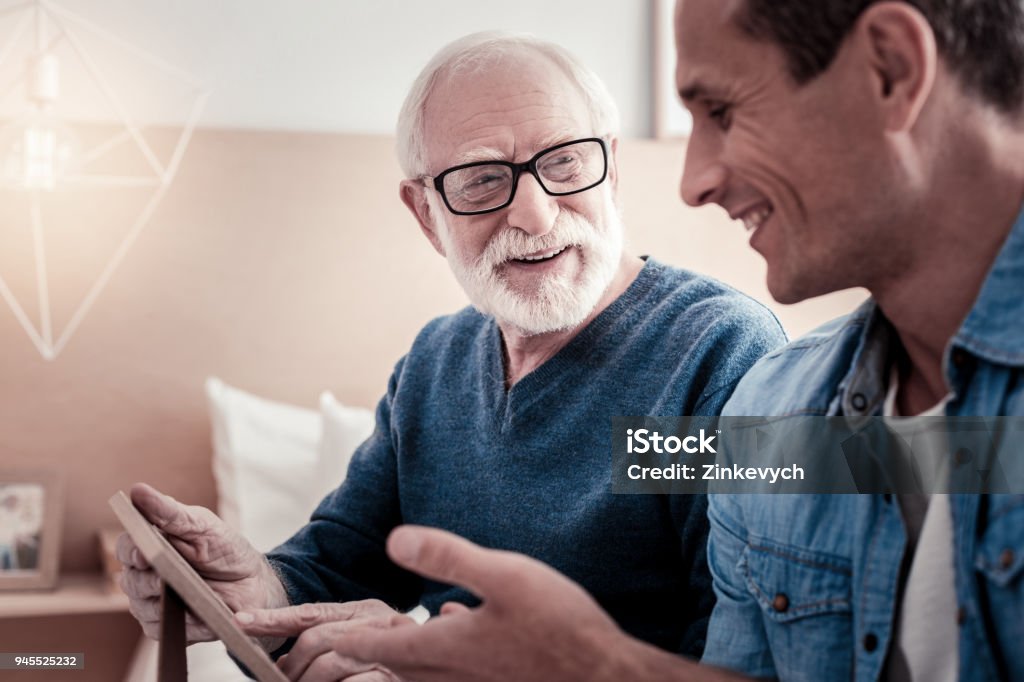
[608,137,620,194]
[400,179,446,256]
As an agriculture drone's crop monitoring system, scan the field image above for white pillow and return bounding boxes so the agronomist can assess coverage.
[316,390,376,501]
[205,377,322,552]
[205,378,376,552]
[192,379,376,682]
[319,391,426,626]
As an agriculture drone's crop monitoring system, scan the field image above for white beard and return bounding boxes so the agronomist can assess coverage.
[432,188,625,336]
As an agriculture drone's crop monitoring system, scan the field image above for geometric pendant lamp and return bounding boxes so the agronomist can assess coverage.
[0,0,207,359]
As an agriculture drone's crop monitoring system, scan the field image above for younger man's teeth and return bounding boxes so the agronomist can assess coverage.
[743,208,772,232]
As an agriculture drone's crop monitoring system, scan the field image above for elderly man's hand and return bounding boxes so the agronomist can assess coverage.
[308,526,627,682]
[116,482,289,646]
[321,527,748,682]
[236,600,413,681]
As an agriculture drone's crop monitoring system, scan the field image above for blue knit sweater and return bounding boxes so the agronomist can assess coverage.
[267,258,786,657]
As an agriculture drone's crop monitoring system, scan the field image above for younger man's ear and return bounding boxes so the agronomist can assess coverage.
[400,180,446,256]
[856,1,937,132]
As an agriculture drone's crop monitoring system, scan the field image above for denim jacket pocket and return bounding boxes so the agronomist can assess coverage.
[740,539,855,680]
[973,496,1024,680]
[975,496,1024,588]
[741,540,853,621]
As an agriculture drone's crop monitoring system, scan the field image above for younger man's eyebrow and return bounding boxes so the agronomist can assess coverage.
[678,81,712,103]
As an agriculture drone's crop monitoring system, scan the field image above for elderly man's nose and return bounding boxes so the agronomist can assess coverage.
[506,173,558,236]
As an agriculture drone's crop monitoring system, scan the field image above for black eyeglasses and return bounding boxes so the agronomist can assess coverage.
[423,137,608,216]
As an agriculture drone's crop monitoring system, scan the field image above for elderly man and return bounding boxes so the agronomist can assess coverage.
[118,31,783,680]
[318,1,1024,681]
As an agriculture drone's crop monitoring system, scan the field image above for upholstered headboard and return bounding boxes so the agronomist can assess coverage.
[0,131,864,577]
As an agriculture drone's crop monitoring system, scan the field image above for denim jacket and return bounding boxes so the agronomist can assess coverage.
[701,207,1024,681]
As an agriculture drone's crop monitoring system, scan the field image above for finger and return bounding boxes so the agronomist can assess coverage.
[184,619,216,643]
[115,533,150,570]
[126,596,161,629]
[119,567,162,600]
[279,623,336,680]
[386,526,529,602]
[391,613,418,628]
[330,619,458,676]
[281,613,413,680]
[125,585,159,618]
[344,672,400,682]
[294,652,378,682]
[238,601,388,637]
[293,652,335,682]
[439,602,471,617]
[125,593,216,641]
[140,620,163,641]
[129,482,209,540]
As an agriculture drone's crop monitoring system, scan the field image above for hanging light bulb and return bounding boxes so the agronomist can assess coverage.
[0,53,79,191]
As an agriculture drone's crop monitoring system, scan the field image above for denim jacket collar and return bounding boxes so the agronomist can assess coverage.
[953,204,1024,367]
[836,203,1024,415]
[833,301,891,416]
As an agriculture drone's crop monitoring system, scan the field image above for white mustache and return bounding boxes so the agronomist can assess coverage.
[480,210,595,271]
[430,185,625,336]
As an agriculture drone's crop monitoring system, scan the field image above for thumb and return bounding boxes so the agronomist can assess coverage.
[439,601,471,617]
[129,482,207,539]
[386,526,524,604]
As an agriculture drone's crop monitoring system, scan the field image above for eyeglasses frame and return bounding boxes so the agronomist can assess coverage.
[422,137,609,216]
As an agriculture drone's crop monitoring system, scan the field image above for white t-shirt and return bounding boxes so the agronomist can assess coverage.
[883,372,957,682]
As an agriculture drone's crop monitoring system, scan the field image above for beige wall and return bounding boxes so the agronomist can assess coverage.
[0,131,864,679]
[0,130,866,574]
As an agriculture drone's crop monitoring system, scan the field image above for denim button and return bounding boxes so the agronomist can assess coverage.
[772,593,790,613]
[851,393,868,411]
[954,448,972,466]
[957,606,967,625]
[863,633,878,652]
[951,349,969,367]
[1000,549,1015,570]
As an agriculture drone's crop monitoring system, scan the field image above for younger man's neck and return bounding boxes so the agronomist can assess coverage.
[877,115,1024,412]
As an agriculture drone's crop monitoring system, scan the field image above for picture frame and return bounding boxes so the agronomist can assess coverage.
[0,470,63,590]
[110,491,287,682]
[652,0,693,138]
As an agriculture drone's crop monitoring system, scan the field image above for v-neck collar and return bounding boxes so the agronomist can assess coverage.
[484,258,662,431]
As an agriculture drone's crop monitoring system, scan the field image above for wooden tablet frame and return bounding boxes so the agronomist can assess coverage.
[109,491,287,682]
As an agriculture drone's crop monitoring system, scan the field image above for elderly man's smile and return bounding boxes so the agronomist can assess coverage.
[504,244,578,276]
[509,244,571,265]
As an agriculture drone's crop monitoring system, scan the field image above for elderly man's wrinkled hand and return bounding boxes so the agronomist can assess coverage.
[314,526,630,682]
[236,600,414,681]
[116,482,288,645]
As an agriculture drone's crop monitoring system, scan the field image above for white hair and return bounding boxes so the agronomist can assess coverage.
[395,31,621,178]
